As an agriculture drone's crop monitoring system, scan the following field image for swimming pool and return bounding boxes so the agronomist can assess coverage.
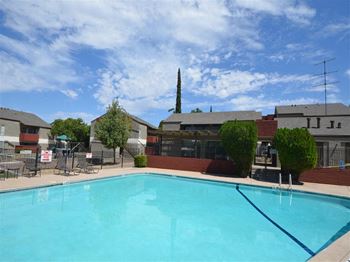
[0,173,349,261]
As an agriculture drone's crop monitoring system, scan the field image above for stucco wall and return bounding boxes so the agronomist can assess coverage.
[162,122,181,131]
[38,127,51,148]
[0,119,20,145]
[276,116,350,136]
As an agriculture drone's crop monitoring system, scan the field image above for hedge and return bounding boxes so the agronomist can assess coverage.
[134,154,147,167]
[219,120,257,177]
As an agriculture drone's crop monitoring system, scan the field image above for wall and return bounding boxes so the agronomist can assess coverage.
[276,116,350,136]
[162,122,181,131]
[0,119,20,145]
[255,120,277,139]
[38,127,50,148]
[147,155,235,175]
[300,167,350,186]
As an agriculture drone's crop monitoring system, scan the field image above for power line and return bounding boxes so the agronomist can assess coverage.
[313,58,338,115]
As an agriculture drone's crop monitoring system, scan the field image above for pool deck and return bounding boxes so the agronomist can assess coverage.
[1,166,349,261]
[1,167,349,198]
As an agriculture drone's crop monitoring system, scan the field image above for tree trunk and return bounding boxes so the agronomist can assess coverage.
[113,147,116,164]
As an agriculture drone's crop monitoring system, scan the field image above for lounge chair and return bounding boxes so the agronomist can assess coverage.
[24,159,41,177]
[76,157,99,174]
[55,157,77,176]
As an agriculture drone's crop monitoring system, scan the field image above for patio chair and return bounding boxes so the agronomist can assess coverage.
[24,159,41,177]
[76,157,99,174]
[2,161,24,179]
[55,157,77,176]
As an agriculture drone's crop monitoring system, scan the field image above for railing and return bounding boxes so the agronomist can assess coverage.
[317,147,350,167]
[19,133,39,143]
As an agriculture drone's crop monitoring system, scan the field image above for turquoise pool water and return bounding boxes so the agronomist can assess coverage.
[0,173,349,261]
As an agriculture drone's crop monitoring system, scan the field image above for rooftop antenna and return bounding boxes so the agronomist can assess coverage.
[313,58,338,115]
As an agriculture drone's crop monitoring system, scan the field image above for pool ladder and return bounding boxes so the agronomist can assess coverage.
[276,173,293,191]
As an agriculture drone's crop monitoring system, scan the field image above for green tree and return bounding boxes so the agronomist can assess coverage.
[273,128,317,181]
[175,68,181,113]
[94,100,131,164]
[219,120,258,177]
[191,108,202,113]
[51,118,90,147]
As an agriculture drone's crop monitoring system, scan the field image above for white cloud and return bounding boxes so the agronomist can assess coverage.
[233,0,315,25]
[191,69,312,98]
[230,95,319,111]
[323,22,350,35]
[346,69,350,78]
[60,89,79,99]
[0,0,321,117]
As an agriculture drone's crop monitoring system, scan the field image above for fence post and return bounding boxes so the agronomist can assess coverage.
[121,151,124,168]
[64,150,68,175]
[101,150,103,169]
[34,147,39,177]
[72,151,75,169]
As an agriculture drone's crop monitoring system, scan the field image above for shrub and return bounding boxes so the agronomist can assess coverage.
[219,120,258,177]
[273,128,317,181]
[134,154,147,167]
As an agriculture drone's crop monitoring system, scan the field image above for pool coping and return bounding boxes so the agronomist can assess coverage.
[1,171,349,201]
[1,170,349,261]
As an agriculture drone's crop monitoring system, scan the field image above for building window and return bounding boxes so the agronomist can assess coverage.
[330,121,334,128]
[307,118,310,128]
[316,118,320,128]
[337,122,341,128]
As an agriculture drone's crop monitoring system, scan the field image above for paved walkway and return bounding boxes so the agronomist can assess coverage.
[1,167,349,198]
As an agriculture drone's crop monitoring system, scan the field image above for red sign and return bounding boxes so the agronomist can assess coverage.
[41,150,52,163]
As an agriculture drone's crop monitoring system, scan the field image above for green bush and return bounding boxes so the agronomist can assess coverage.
[134,154,147,167]
[273,128,317,181]
[219,120,258,177]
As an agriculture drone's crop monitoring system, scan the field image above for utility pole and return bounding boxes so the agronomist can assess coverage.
[313,58,338,115]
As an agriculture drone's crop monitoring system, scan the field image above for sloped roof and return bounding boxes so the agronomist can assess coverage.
[0,107,51,128]
[92,112,157,130]
[275,103,350,116]
[163,111,262,125]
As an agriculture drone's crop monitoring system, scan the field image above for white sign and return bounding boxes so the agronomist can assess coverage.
[41,150,53,163]
[86,153,92,159]
[20,150,32,154]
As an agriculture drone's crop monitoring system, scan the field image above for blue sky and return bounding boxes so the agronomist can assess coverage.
[0,0,349,126]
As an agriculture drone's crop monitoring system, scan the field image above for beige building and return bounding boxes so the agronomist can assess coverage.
[275,103,350,166]
[90,113,156,155]
[0,107,51,152]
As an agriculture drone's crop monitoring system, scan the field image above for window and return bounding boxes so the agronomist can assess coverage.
[316,118,320,128]
[307,118,310,128]
[330,121,334,128]
[337,122,341,128]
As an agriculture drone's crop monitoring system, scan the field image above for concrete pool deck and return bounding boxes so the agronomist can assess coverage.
[1,166,349,197]
[0,166,349,261]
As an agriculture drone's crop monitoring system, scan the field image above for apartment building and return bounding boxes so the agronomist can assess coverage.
[0,107,51,152]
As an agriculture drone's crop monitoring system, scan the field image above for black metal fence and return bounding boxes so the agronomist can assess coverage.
[0,148,135,179]
[316,147,350,167]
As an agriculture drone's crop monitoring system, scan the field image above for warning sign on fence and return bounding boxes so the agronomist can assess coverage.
[41,150,53,163]
[86,153,92,159]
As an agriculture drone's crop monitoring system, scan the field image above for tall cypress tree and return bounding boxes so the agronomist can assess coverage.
[175,68,181,113]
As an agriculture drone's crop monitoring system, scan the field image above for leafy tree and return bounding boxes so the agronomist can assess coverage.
[273,128,317,181]
[51,118,90,147]
[94,100,131,164]
[191,108,202,113]
[175,68,181,113]
[219,120,258,177]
